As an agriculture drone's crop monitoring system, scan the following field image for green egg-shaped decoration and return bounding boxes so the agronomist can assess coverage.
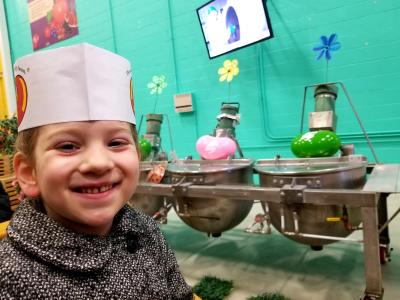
[138,138,152,160]
[291,130,341,158]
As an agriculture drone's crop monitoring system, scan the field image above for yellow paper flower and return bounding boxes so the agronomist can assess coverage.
[218,59,239,83]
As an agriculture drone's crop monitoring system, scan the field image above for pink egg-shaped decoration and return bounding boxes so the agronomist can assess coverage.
[196,135,237,160]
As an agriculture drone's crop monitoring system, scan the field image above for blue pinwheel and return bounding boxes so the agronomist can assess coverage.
[313,34,341,60]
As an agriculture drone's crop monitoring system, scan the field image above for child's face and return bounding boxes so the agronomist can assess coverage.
[18,120,139,235]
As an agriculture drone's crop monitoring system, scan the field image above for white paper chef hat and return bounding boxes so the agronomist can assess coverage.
[14,43,136,132]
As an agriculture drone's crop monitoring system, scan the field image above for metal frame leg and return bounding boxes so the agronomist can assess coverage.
[378,193,390,245]
[361,203,383,299]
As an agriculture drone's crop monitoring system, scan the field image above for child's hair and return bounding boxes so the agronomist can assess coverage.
[15,123,140,164]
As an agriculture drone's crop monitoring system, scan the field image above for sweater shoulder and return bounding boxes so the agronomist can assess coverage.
[0,241,26,295]
[0,240,27,274]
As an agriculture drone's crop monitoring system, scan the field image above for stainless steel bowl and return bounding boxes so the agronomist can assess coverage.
[254,155,367,246]
[129,161,167,216]
[168,159,254,236]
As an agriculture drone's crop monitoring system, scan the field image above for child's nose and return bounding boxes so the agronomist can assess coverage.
[79,146,114,174]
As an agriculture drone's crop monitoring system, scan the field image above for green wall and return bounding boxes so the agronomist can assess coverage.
[4,0,400,162]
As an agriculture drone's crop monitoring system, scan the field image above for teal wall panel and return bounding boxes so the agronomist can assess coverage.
[4,0,400,162]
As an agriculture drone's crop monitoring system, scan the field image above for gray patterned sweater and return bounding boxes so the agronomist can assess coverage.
[0,199,193,299]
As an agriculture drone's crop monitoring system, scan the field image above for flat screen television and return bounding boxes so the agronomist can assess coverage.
[196,0,273,59]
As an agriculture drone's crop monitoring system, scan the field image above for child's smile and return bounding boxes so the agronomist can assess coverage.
[25,120,139,235]
[70,172,122,192]
[76,184,114,194]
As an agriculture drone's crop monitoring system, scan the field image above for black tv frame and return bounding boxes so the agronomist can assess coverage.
[196,0,274,59]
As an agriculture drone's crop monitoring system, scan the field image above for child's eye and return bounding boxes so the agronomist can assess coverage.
[109,139,129,148]
[55,143,79,152]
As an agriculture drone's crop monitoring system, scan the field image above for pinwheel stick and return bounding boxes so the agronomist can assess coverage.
[326,59,329,82]
[152,95,159,114]
[228,82,232,101]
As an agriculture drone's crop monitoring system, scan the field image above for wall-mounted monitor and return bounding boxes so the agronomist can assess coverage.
[196,0,274,59]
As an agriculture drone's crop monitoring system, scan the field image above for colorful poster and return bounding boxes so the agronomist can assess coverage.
[28,0,78,51]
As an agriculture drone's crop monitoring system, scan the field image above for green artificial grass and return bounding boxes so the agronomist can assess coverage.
[193,275,233,300]
[247,292,291,300]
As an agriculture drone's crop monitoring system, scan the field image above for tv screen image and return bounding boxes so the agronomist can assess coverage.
[197,0,273,59]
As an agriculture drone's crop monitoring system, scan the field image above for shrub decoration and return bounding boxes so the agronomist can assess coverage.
[247,292,291,300]
[0,115,18,156]
[193,275,233,300]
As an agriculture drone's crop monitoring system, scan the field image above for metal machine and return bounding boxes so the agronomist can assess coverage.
[254,155,366,248]
[134,83,399,299]
[168,103,251,236]
[253,83,367,249]
[129,113,173,218]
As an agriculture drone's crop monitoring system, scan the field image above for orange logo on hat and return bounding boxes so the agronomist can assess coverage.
[130,79,135,113]
[15,75,28,126]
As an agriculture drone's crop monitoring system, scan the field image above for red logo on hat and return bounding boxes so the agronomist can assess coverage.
[130,79,135,113]
[15,75,28,126]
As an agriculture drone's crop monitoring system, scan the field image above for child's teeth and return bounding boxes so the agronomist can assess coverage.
[81,185,112,194]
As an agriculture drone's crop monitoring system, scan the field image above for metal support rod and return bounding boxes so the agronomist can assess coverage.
[293,211,299,233]
[280,205,285,232]
[303,189,377,207]
[377,193,390,246]
[378,205,400,235]
[300,85,308,134]
[338,82,380,164]
[232,136,244,158]
[261,202,272,232]
[137,114,144,136]
[361,202,383,297]
[136,183,378,207]
[163,114,175,154]
[282,231,363,243]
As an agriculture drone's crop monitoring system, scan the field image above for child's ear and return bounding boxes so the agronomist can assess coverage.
[13,152,40,198]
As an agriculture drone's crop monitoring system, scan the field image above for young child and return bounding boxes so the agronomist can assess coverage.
[0,43,194,299]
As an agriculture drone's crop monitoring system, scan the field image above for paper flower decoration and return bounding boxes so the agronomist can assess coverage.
[218,59,239,83]
[313,34,341,61]
[147,75,167,95]
[147,75,167,113]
